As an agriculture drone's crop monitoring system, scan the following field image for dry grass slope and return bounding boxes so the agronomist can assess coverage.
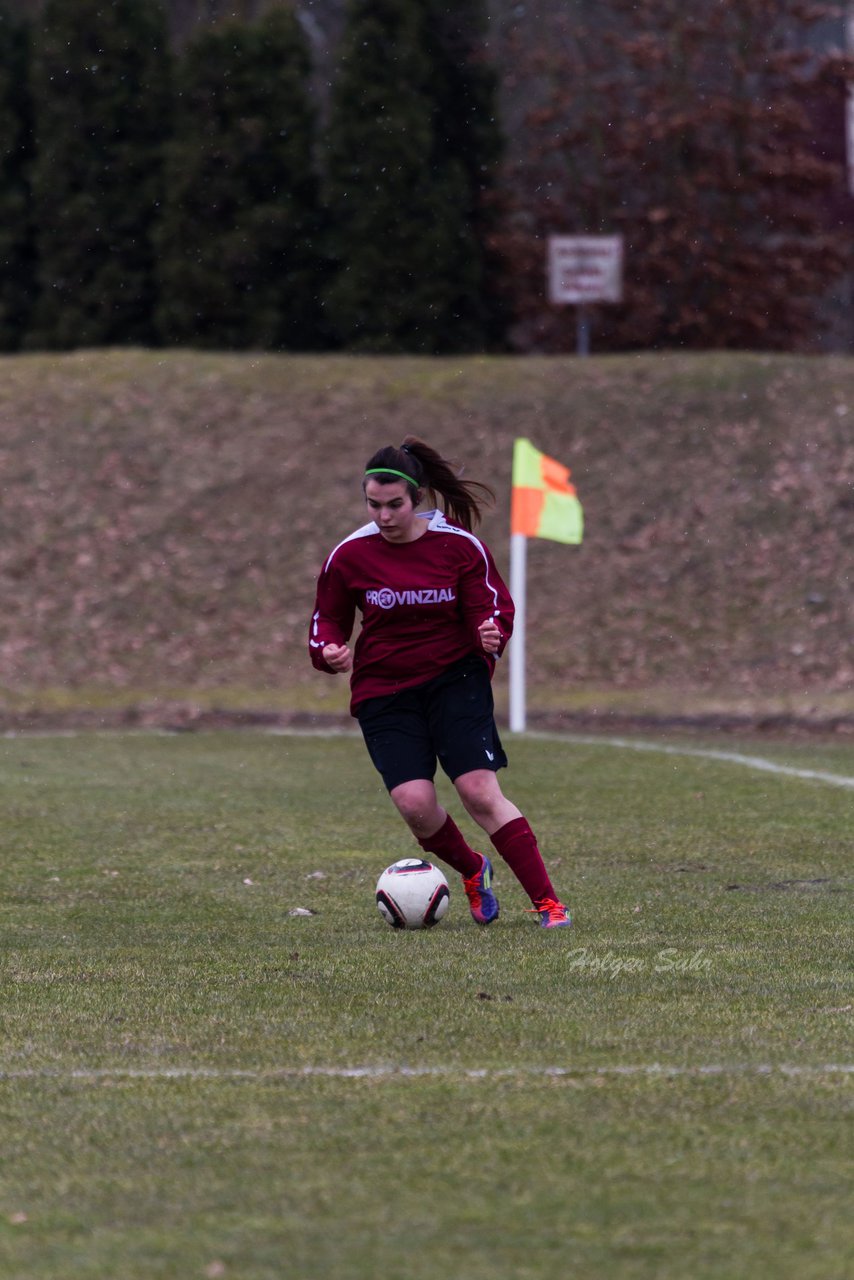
[0,349,851,725]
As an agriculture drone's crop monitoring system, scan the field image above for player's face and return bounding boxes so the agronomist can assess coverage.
[365,478,422,543]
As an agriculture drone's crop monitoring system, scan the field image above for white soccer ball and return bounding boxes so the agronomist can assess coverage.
[375,858,450,930]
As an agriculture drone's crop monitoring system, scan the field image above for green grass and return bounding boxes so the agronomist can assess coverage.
[0,730,851,1279]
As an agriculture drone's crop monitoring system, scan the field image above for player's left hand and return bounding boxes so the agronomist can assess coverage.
[478,618,502,654]
[322,642,353,673]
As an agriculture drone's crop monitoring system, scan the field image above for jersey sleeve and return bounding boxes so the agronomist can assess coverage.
[308,557,357,674]
[457,538,515,657]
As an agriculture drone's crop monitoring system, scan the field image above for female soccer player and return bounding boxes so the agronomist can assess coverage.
[309,436,571,928]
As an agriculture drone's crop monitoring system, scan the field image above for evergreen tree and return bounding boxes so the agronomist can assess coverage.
[424,0,506,346]
[0,4,35,351]
[27,0,170,350]
[324,0,500,353]
[155,8,325,351]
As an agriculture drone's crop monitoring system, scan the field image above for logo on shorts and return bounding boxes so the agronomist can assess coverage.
[366,586,457,609]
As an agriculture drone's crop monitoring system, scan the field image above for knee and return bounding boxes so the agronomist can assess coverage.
[455,772,500,825]
[390,781,440,836]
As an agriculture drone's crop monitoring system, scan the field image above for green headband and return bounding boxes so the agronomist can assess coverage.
[364,468,420,487]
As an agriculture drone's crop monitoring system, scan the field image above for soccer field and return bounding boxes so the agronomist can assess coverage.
[0,730,851,1279]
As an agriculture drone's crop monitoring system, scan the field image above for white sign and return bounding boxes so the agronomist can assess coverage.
[548,235,623,305]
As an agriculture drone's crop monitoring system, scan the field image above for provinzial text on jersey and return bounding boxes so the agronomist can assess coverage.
[365,587,457,608]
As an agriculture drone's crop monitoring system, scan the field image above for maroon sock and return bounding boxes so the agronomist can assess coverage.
[490,816,557,905]
[417,814,482,878]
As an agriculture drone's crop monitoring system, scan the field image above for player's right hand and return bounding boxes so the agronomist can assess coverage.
[322,643,353,673]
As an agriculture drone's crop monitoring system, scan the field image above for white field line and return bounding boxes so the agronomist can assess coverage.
[267,726,854,791]
[4,725,854,790]
[0,1063,851,1083]
[528,732,854,791]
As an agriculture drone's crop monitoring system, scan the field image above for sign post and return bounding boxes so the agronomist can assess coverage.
[547,235,623,355]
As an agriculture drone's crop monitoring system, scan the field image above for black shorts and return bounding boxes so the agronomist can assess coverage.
[355,655,508,792]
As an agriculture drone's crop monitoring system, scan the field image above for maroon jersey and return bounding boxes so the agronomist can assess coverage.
[309,509,514,713]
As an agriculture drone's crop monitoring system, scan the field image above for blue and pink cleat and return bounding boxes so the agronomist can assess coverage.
[531,897,572,928]
[462,854,500,925]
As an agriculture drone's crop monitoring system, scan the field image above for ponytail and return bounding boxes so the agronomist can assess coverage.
[363,436,494,532]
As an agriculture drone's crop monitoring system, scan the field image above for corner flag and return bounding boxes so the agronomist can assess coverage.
[511,438,583,545]
[509,439,583,732]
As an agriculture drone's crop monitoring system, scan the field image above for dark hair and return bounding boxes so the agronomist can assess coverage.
[363,436,494,532]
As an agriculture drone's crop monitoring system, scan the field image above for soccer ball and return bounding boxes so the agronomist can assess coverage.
[375,858,450,930]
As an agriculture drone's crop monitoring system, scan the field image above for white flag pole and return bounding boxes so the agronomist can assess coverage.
[509,531,528,732]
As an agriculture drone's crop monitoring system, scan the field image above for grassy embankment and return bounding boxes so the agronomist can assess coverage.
[0,348,851,724]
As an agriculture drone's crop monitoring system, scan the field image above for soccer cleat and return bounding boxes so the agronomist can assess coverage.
[530,897,572,928]
[462,854,499,926]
